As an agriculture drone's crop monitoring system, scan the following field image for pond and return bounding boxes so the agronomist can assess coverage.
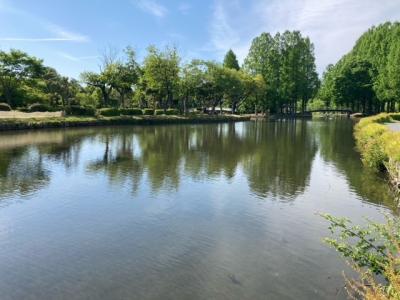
[0,120,396,300]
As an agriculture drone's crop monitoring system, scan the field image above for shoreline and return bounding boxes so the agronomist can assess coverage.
[0,114,251,132]
[354,113,400,198]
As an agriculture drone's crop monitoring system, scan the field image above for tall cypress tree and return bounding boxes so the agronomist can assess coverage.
[223,49,240,70]
[244,31,318,114]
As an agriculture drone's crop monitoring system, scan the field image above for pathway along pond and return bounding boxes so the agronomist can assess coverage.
[0,120,397,300]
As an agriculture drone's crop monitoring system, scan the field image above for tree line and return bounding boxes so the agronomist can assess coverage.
[0,30,319,115]
[316,22,400,114]
[1,23,399,116]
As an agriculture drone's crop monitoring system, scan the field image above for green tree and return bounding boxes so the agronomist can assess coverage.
[142,45,180,111]
[223,49,240,70]
[0,49,44,107]
[221,68,253,113]
[81,71,112,107]
[244,31,318,114]
[386,40,400,111]
[180,59,206,113]
[333,58,376,113]
[320,22,400,113]
[109,47,140,107]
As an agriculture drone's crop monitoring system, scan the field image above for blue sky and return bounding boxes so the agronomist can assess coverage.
[0,0,399,78]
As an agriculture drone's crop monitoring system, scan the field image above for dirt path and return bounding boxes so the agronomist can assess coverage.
[387,122,400,132]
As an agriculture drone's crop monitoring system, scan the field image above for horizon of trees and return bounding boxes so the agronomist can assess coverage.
[315,21,400,114]
[0,30,319,115]
[0,22,399,115]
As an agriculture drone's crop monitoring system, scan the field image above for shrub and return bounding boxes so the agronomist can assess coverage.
[66,105,96,116]
[354,113,400,182]
[358,113,394,126]
[155,109,165,115]
[28,103,51,112]
[16,107,29,112]
[143,108,155,115]
[165,108,179,115]
[321,214,400,299]
[0,102,11,111]
[391,113,400,121]
[120,108,143,116]
[98,108,120,117]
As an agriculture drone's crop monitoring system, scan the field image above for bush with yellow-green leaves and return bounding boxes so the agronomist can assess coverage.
[354,113,400,189]
[322,214,400,300]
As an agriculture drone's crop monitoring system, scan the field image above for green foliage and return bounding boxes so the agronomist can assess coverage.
[28,103,51,112]
[319,22,400,113]
[0,33,321,116]
[244,31,319,113]
[359,125,388,170]
[154,109,165,115]
[0,102,11,111]
[321,214,399,274]
[354,113,400,184]
[0,49,45,107]
[223,49,240,70]
[143,108,154,115]
[16,107,29,112]
[65,105,96,116]
[165,108,179,115]
[98,108,120,117]
[321,214,400,299]
[307,98,327,111]
[120,108,143,115]
[142,45,180,110]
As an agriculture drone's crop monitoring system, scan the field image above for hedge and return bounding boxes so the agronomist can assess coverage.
[98,108,120,117]
[154,109,165,115]
[0,103,11,111]
[143,108,155,115]
[165,108,179,115]
[120,108,143,116]
[16,107,30,112]
[28,103,51,112]
[354,113,400,188]
[66,105,96,116]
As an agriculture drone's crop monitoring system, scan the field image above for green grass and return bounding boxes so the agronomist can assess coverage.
[0,114,250,131]
[354,113,400,189]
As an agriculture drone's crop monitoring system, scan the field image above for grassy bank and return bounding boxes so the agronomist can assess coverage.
[0,114,250,132]
[354,113,400,192]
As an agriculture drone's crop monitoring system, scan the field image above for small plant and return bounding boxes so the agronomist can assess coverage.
[354,113,400,183]
[143,108,155,115]
[98,108,120,117]
[321,213,400,299]
[16,107,30,112]
[28,103,51,112]
[65,105,96,116]
[0,102,12,111]
[155,109,165,115]
[120,108,143,116]
[165,108,179,115]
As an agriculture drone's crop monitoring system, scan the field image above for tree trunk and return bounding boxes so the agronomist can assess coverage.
[101,86,109,107]
[183,96,187,115]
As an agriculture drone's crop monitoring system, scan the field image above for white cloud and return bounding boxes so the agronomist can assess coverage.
[0,27,89,42]
[0,1,89,43]
[209,1,241,56]
[58,52,99,62]
[178,2,191,15]
[208,0,400,74]
[134,0,168,17]
[46,24,89,42]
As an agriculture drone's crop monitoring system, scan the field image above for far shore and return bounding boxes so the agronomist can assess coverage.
[0,114,251,132]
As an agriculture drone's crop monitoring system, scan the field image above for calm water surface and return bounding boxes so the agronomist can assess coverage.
[0,120,396,300]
